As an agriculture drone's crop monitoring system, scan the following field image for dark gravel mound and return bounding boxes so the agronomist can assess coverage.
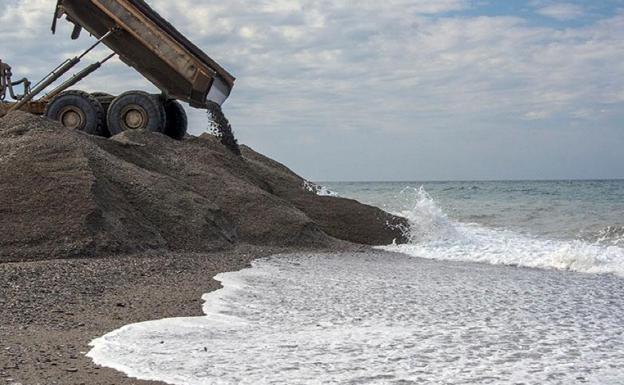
[0,112,408,262]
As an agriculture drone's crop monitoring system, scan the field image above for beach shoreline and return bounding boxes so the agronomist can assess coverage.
[0,244,360,385]
[84,251,624,385]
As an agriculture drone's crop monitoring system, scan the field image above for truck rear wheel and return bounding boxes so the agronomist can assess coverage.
[164,100,188,140]
[107,91,165,135]
[44,90,106,136]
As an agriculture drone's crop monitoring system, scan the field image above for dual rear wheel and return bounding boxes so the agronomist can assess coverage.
[44,90,187,140]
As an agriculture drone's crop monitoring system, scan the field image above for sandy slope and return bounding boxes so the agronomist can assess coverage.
[0,112,407,262]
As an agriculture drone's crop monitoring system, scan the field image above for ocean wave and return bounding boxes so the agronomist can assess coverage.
[394,187,460,243]
[302,180,338,197]
[442,185,481,191]
[594,225,624,246]
[382,187,624,277]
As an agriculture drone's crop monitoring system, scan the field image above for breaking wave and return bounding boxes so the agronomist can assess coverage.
[381,187,624,277]
[302,180,338,197]
[593,225,624,246]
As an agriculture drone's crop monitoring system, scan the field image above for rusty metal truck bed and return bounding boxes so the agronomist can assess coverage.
[57,0,235,107]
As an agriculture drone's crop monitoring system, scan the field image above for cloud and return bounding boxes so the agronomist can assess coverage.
[535,3,585,20]
[1,0,623,180]
[0,0,52,39]
[2,1,622,128]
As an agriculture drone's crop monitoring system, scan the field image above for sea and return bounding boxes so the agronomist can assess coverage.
[88,180,624,385]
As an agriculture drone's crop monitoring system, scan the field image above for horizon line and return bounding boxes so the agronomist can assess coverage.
[316,178,624,183]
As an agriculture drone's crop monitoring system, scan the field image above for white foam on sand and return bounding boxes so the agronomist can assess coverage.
[380,187,624,277]
[88,252,624,385]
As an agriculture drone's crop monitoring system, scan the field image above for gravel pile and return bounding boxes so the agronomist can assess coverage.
[0,112,407,262]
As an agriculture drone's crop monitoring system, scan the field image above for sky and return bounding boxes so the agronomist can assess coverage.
[1,0,623,181]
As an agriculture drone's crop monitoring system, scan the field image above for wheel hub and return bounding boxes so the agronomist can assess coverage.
[59,106,86,130]
[121,105,148,129]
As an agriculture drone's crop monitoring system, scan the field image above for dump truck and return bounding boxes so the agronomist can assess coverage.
[0,0,236,141]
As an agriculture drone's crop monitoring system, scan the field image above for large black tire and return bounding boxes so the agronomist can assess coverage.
[106,91,166,136]
[164,100,188,140]
[44,90,106,136]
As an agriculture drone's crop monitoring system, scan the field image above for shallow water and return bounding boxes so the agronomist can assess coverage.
[89,253,624,385]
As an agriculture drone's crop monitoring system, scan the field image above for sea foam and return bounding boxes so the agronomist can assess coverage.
[88,253,624,384]
[380,187,624,277]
